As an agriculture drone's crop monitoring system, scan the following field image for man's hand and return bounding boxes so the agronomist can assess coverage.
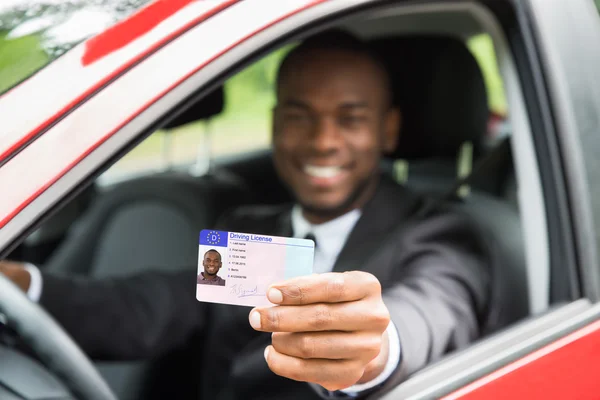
[249,271,391,391]
[0,261,30,292]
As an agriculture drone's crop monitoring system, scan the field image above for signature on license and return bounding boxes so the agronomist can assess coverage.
[230,284,265,298]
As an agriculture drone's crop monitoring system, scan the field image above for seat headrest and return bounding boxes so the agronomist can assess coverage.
[369,36,489,160]
[162,86,225,130]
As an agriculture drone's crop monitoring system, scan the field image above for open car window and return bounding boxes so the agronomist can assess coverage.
[99,34,509,186]
[98,46,292,184]
[0,0,152,94]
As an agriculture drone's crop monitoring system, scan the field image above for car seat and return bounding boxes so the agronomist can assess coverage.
[369,35,529,331]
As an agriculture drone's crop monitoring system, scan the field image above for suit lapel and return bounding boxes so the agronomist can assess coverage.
[259,177,424,277]
[274,208,293,237]
[332,175,423,276]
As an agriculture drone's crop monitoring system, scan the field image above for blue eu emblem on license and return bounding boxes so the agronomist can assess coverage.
[200,229,228,247]
[206,231,220,245]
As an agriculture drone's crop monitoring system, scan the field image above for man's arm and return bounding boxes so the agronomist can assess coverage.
[39,268,204,361]
[0,261,205,361]
[250,209,491,395]
[380,209,492,388]
[0,212,245,361]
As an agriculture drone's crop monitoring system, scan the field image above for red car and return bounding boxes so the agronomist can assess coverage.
[1,0,600,399]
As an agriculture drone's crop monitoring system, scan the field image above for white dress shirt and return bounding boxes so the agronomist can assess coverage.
[24,263,43,303]
[26,205,401,395]
[290,205,401,395]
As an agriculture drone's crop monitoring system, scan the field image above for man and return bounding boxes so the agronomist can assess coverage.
[197,249,226,286]
[0,30,491,399]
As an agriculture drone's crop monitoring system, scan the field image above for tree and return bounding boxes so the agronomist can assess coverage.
[0,0,152,93]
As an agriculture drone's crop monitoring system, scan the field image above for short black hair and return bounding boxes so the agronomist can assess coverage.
[275,29,392,105]
[204,249,221,258]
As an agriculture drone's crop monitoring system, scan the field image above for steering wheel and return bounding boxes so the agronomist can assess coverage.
[0,273,116,400]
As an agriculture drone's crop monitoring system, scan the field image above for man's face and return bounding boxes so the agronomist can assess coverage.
[203,251,222,276]
[272,49,399,222]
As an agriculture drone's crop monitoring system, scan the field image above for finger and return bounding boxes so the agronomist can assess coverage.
[271,331,382,361]
[264,345,364,391]
[249,301,390,333]
[266,271,381,305]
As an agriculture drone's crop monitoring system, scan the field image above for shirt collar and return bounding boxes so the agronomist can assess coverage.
[291,204,362,257]
[201,272,221,281]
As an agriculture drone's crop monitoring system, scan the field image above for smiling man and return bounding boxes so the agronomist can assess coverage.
[197,249,226,286]
[272,36,397,225]
[0,30,492,399]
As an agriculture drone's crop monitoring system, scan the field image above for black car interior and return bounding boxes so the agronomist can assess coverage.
[2,33,524,400]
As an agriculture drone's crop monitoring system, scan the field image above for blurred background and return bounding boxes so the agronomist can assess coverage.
[0,0,518,182]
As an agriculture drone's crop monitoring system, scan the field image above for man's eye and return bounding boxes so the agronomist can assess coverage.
[339,115,366,126]
[284,113,310,122]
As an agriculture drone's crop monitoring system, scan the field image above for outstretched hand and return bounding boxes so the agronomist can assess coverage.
[249,271,391,391]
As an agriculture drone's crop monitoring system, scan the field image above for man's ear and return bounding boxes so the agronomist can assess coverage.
[383,107,401,154]
[271,106,278,143]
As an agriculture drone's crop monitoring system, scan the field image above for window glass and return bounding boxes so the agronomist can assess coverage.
[0,0,152,94]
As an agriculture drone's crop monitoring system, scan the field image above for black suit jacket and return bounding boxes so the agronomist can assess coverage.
[41,176,492,399]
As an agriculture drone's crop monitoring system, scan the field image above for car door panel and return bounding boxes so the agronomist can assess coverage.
[383,299,597,399]
[444,318,600,399]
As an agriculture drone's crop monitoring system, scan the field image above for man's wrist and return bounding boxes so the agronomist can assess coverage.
[23,263,43,303]
[309,321,402,398]
[339,321,401,395]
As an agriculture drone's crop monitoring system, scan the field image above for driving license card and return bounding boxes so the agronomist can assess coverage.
[196,230,315,307]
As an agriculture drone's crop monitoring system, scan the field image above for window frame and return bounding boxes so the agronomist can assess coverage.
[521,0,600,303]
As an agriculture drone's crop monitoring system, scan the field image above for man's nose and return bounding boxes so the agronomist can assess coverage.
[310,117,343,152]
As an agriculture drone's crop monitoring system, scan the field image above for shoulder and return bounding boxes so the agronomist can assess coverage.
[407,198,493,254]
[374,177,495,271]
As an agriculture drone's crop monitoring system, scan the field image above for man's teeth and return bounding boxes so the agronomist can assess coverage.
[304,165,343,178]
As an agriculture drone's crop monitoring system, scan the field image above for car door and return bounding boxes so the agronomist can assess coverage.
[383,0,600,398]
[446,0,600,397]
[1,0,600,399]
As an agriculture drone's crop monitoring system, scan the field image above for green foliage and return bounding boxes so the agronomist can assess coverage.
[157,46,295,157]
[468,33,507,114]
[0,29,511,170]
[219,45,293,120]
[0,31,48,93]
[0,29,507,115]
